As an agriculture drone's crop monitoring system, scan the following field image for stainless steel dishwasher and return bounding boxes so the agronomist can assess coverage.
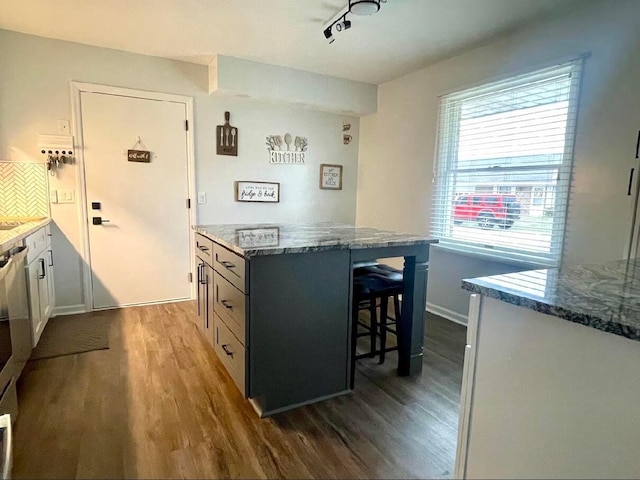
[0,252,16,427]
[6,245,30,379]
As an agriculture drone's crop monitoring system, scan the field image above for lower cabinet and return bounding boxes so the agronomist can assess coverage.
[213,313,246,394]
[195,254,214,346]
[194,233,247,396]
[25,226,55,348]
[193,231,351,417]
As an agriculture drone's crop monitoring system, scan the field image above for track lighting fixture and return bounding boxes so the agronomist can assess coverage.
[349,0,380,15]
[335,19,352,32]
[323,0,385,44]
[323,26,335,44]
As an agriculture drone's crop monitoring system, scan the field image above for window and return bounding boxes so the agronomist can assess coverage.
[431,59,583,266]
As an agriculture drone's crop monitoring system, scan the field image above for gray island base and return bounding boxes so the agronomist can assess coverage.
[193,223,438,417]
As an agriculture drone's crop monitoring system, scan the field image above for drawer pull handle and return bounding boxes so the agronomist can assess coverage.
[221,344,234,358]
[220,260,235,269]
[221,299,233,310]
[199,263,206,285]
[198,245,209,252]
[39,258,46,279]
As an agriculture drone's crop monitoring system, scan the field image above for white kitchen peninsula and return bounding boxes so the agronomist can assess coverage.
[456,261,640,479]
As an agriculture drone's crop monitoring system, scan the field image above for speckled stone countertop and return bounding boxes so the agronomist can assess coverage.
[194,223,438,257]
[0,217,51,252]
[463,260,640,341]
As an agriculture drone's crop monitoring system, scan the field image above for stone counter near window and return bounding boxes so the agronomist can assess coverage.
[455,259,640,479]
[462,259,640,341]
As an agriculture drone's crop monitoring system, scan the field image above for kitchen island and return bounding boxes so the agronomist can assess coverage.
[455,260,640,479]
[193,223,438,417]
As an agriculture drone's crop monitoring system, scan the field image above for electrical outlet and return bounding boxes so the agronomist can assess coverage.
[197,192,207,204]
[58,119,70,135]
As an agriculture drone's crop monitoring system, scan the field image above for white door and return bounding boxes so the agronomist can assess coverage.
[80,91,191,309]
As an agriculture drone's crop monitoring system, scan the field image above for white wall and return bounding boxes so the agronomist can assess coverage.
[211,55,377,116]
[357,0,640,322]
[0,30,359,312]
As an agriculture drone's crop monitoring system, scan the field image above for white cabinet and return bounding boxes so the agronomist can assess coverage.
[25,225,55,347]
[456,295,640,479]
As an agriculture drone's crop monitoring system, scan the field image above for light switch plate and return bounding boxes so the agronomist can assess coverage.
[58,119,70,135]
[58,189,75,204]
[50,190,58,204]
[197,192,207,204]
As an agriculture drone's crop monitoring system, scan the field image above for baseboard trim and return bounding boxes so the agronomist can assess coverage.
[91,297,192,312]
[426,302,468,326]
[52,304,87,317]
[250,389,352,418]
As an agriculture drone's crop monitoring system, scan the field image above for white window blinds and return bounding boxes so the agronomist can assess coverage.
[431,59,583,266]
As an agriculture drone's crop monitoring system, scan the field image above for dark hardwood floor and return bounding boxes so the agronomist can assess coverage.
[12,302,466,479]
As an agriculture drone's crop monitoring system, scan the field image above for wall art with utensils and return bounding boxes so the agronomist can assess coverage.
[217,111,238,156]
[266,133,308,164]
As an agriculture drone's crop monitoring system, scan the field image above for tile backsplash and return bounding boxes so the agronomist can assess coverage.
[0,161,49,218]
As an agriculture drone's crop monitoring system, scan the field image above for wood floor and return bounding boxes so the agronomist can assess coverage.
[12,302,466,479]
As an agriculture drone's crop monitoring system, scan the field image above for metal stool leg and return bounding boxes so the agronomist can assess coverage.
[379,295,389,364]
[369,296,378,358]
[393,294,401,321]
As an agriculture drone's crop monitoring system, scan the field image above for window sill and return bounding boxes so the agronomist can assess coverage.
[430,243,556,270]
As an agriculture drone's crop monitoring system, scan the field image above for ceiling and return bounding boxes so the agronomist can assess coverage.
[0,0,594,85]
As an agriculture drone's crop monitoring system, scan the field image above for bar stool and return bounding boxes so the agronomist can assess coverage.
[351,264,403,388]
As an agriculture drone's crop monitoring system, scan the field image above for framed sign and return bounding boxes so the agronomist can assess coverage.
[127,149,151,163]
[235,227,280,248]
[235,181,280,203]
[319,164,343,190]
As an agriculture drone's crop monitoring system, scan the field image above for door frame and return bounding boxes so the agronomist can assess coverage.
[70,82,196,312]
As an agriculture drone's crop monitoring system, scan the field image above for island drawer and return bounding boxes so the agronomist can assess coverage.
[194,233,214,264]
[213,243,246,293]
[214,271,246,345]
[214,313,246,396]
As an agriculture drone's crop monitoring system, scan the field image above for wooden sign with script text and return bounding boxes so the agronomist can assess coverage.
[235,181,280,203]
[128,150,151,163]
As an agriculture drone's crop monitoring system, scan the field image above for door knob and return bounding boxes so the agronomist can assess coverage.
[92,217,110,225]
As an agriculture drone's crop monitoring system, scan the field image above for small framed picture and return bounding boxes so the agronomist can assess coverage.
[235,181,280,203]
[319,164,343,190]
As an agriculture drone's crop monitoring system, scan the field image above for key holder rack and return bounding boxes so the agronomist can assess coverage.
[216,111,238,156]
[38,134,75,176]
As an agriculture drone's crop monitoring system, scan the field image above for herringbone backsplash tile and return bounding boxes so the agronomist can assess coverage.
[0,162,49,217]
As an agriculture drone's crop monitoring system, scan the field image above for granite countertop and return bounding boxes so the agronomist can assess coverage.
[194,223,438,257]
[0,217,51,252]
[463,260,640,342]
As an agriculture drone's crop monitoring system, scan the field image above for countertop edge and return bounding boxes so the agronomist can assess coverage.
[0,218,51,252]
[462,280,640,342]
[194,225,437,258]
